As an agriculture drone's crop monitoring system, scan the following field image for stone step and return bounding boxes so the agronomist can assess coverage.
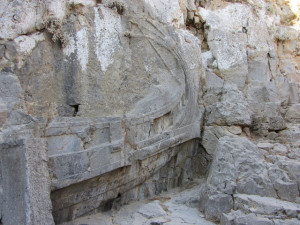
[234,194,300,219]
[285,104,300,123]
[221,210,300,225]
[273,218,300,225]
[221,210,273,225]
[278,123,300,143]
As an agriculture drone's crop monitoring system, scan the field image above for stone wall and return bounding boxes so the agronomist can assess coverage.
[51,139,211,223]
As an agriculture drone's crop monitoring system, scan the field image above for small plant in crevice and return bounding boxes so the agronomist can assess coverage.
[185,8,209,52]
[44,18,69,48]
[106,0,126,15]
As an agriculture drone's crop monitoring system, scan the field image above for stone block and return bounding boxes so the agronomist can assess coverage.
[0,72,23,111]
[273,219,300,225]
[47,134,83,156]
[207,30,248,88]
[0,139,54,225]
[234,213,273,225]
[286,104,300,122]
[274,179,299,202]
[234,194,300,218]
[49,151,90,181]
[270,143,288,156]
[257,142,274,150]
[206,84,252,126]
[205,193,233,221]
[202,126,232,155]
[285,161,300,190]
[268,116,286,131]
[138,200,167,219]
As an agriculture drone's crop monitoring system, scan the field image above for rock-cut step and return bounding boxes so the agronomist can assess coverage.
[221,210,300,225]
[233,194,300,219]
[221,194,300,225]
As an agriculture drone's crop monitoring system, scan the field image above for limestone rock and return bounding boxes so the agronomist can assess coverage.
[199,136,282,221]
[0,72,24,111]
[202,70,224,106]
[206,84,252,126]
[204,193,233,221]
[202,126,239,155]
[0,139,54,225]
[221,210,274,225]
[286,104,300,122]
[273,219,300,225]
[138,200,167,219]
[274,179,299,202]
[207,30,248,88]
[234,194,300,219]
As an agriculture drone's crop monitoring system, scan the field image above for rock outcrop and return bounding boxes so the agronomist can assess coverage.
[0,0,299,225]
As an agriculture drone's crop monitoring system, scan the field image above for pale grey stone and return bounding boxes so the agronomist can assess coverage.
[273,219,300,225]
[221,211,274,225]
[208,137,276,197]
[285,161,300,190]
[202,51,214,69]
[270,143,288,156]
[234,194,300,218]
[207,30,248,88]
[245,83,281,107]
[206,84,252,126]
[227,126,242,135]
[204,193,233,221]
[247,58,270,82]
[274,179,299,202]
[138,200,167,219]
[0,139,54,225]
[202,126,234,155]
[0,72,24,111]
[257,142,274,150]
[268,116,287,131]
[203,70,224,106]
[235,214,273,225]
[220,213,235,225]
[286,104,300,122]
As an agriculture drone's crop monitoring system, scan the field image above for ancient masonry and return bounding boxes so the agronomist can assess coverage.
[0,0,299,224]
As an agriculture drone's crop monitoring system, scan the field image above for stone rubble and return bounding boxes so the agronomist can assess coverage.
[61,184,216,225]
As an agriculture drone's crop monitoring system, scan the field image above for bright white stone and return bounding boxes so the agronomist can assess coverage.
[47,0,67,21]
[76,28,89,72]
[144,0,185,28]
[94,6,122,72]
[69,0,95,7]
[14,33,45,55]
[63,36,75,57]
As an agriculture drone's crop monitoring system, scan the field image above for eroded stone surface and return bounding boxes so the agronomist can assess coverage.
[61,184,216,225]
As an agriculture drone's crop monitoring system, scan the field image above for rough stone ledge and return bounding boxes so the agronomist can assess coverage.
[234,194,300,219]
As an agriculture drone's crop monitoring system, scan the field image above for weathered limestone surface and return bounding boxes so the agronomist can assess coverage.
[0,139,54,225]
[0,0,299,224]
[62,184,216,225]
